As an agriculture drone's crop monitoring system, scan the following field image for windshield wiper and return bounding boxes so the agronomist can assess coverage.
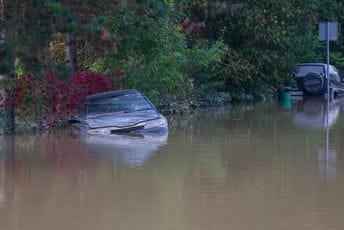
[87,109,131,118]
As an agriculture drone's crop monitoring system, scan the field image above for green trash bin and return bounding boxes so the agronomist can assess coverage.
[281,91,291,109]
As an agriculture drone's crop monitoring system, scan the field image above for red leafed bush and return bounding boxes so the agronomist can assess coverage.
[46,71,113,117]
[0,74,46,118]
[1,71,115,127]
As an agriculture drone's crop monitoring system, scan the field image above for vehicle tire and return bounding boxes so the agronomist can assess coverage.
[303,73,324,95]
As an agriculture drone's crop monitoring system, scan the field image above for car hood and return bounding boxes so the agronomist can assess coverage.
[85,109,160,129]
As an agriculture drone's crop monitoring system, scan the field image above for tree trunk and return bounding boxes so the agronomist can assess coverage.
[66,34,78,73]
[0,48,15,135]
[0,0,15,135]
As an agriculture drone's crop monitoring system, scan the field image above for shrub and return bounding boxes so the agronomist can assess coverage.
[0,74,46,120]
[46,71,113,117]
[0,71,114,127]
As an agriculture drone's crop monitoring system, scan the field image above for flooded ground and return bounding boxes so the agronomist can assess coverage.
[1,97,344,230]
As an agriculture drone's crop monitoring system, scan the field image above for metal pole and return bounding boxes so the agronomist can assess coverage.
[326,22,330,173]
[327,22,330,104]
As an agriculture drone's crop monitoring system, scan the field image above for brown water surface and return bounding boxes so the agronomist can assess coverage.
[1,98,344,230]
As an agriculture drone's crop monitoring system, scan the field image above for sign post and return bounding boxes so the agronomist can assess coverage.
[319,22,338,101]
[319,22,339,176]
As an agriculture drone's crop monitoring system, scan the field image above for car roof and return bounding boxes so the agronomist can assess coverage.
[296,63,336,68]
[295,63,339,75]
[85,89,141,101]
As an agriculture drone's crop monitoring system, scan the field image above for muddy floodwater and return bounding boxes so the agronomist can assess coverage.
[2,98,344,230]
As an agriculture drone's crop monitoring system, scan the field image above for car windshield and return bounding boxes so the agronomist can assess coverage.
[85,93,153,117]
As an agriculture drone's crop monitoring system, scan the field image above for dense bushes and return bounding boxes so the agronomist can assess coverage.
[0,71,114,127]
[45,71,113,117]
[93,1,191,103]
[3,0,344,131]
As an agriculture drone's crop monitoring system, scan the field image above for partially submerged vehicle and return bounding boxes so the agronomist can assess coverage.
[293,63,344,98]
[69,89,168,135]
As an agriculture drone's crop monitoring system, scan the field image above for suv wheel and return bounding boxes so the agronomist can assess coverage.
[303,73,324,95]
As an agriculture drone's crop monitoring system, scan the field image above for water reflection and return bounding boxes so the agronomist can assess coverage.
[293,97,344,129]
[2,103,344,229]
[0,136,14,163]
[318,147,337,179]
[292,97,344,179]
[83,132,168,166]
[0,136,14,207]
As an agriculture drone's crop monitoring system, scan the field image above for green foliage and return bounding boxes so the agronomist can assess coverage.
[44,1,65,16]
[0,43,12,74]
[94,0,192,102]
[15,59,25,76]
[4,1,54,75]
[0,77,15,91]
[177,1,316,96]
[230,1,317,95]
[91,1,230,103]
[185,40,228,91]
[187,40,228,68]
[331,52,344,72]
[7,0,344,111]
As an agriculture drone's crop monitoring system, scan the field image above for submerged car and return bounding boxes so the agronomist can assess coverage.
[69,89,168,135]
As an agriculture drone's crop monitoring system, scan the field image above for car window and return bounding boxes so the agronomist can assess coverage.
[295,65,325,77]
[85,93,153,117]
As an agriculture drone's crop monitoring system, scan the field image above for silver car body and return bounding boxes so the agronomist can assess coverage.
[70,89,168,135]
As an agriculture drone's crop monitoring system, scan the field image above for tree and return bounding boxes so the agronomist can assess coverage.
[177,0,323,97]
[0,0,15,134]
[1,0,56,133]
[46,0,117,74]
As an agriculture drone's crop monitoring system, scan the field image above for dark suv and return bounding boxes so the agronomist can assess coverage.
[294,63,344,97]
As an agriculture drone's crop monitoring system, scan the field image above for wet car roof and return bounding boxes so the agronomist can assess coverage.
[85,89,140,101]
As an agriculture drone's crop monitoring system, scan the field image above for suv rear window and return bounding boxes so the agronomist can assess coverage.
[295,65,325,77]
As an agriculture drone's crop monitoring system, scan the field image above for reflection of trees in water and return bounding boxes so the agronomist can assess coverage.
[292,97,344,180]
[0,131,175,230]
[0,136,14,209]
[0,128,173,228]
[1,101,344,228]
[2,132,135,229]
[0,132,97,226]
[167,103,256,129]
[167,98,344,191]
